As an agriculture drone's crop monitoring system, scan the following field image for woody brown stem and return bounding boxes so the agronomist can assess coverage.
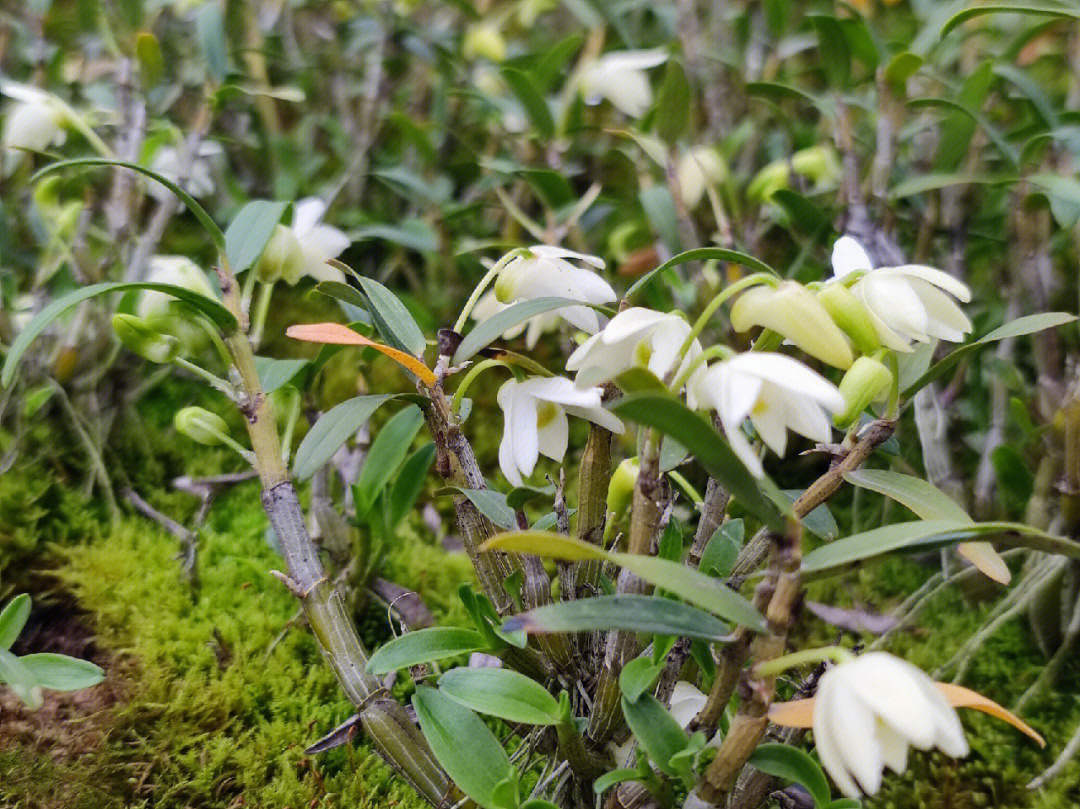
[690,520,803,807]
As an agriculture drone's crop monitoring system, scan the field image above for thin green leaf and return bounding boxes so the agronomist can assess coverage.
[655,60,690,142]
[843,469,971,522]
[748,743,831,808]
[0,594,31,650]
[620,657,664,702]
[453,297,580,364]
[195,0,228,82]
[20,653,104,692]
[902,313,1077,399]
[356,405,425,514]
[594,769,643,794]
[438,667,562,725]
[339,265,428,357]
[446,487,519,531]
[0,648,42,709]
[501,67,555,139]
[367,628,488,674]
[940,5,1080,38]
[503,595,733,642]
[389,444,437,529]
[413,686,516,809]
[890,172,1009,199]
[3,282,237,387]
[293,394,395,480]
[620,694,688,778]
[254,357,310,394]
[225,200,290,274]
[32,159,225,248]
[611,553,767,633]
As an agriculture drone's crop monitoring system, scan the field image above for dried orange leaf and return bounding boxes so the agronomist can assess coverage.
[957,541,1011,584]
[769,683,1044,747]
[935,682,1045,747]
[286,322,436,387]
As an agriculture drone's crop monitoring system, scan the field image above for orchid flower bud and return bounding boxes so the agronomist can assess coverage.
[676,146,728,209]
[464,24,507,62]
[254,224,305,285]
[730,282,854,369]
[174,407,232,446]
[835,355,893,428]
[112,313,182,364]
[817,281,882,356]
[606,457,640,522]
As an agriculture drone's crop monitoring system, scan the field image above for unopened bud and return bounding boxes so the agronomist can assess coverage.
[606,457,640,522]
[113,313,182,364]
[836,355,893,428]
[817,282,881,356]
[730,282,854,369]
[677,147,728,209]
[464,24,507,62]
[174,407,231,446]
[254,225,305,285]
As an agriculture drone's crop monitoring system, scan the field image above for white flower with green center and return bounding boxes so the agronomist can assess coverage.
[566,307,704,401]
[137,256,217,320]
[578,49,668,118]
[2,82,67,153]
[471,289,560,349]
[284,198,352,284]
[497,377,624,487]
[691,352,845,478]
[813,652,968,798]
[831,235,972,351]
[494,245,615,335]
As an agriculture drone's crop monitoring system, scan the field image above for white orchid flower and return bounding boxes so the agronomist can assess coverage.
[566,307,704,401]
[497,376,624,487]
[831,236,972,352]
[147,142,222,202]
[578,49,668,118]
[676,146,727,209]
[2,82,67,153]
[285,197,352,284]
[494,245,615,334]
[691,352,845,478]
[813,652,968,798]
[137,256,216,320]
[471,289,560,349]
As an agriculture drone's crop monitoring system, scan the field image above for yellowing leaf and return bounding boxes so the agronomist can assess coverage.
[957,541,1011,584]
[286,322,436,387]
[935,682,1045,747]
[480,531,608,562]
[769,682,1044,747]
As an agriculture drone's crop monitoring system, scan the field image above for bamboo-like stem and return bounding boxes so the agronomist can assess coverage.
[689,520,803,806]
[587,438,667,745]
[425,359,576,678]
[212,264,455,807]
[572,419,615,598]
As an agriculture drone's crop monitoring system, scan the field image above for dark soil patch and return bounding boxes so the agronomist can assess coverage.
[1,585,126,761]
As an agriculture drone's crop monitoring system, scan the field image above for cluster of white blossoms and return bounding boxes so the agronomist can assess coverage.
[484,236,973,486]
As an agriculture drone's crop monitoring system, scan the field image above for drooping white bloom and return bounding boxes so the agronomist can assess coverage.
[566,307,704,402]
[286,197,352,284]
[813,652,969,798]
[471,289,560,349]
[147,142,222,202]
[2,82,66,153]
[676,147,728,209]
[831,236,972,351]
[137,255,217,320]
[691,352,845,477]
[497,376,624,487]
[494,245,615,334]
[578,49,668,118]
